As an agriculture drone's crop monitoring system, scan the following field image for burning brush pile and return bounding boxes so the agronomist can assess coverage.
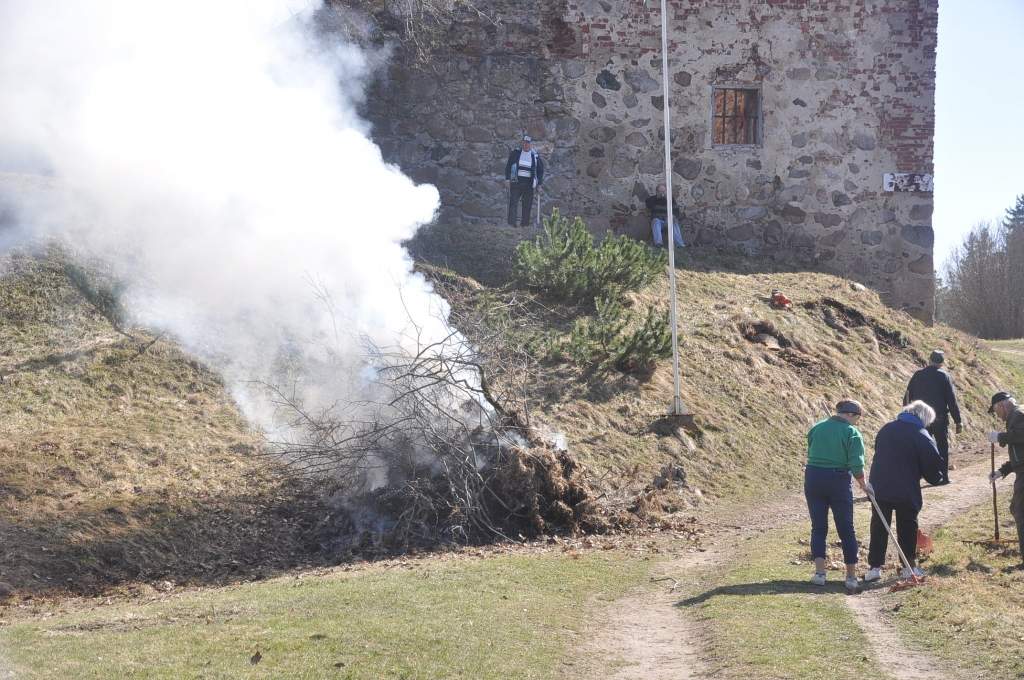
[316,444,612,558]
[264,328,621,560]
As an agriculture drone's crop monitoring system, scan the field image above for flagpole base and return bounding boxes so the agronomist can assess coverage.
[667,397,693,426]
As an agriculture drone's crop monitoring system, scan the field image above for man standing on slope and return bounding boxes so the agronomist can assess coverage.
[988,392,1024,569]
[904,350,962,484]
[504,135,544,227]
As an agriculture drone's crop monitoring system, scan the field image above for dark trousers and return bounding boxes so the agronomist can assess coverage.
[928,422,949,482]
[1011,474,1024,561]
[508,180,534,226]
[804,466,859,564]
[868,500,919,568]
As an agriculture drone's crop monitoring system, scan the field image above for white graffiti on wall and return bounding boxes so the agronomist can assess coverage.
[882,173,934,192]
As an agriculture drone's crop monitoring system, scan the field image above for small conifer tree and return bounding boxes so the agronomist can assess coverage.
[513,209,666,306]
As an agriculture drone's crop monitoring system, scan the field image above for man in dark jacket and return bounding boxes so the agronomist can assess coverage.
[645,183,685,248]
[987,391,1024,567]
[864,400,944,582]
[504,135,544,227]
[904,349,962,484]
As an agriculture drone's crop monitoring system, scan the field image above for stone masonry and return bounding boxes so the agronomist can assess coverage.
[365,0,938,320]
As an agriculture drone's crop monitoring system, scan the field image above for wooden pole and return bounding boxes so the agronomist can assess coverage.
[992,442,1001,541]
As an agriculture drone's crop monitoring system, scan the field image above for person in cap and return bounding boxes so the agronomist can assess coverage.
[645,183,685,248]
[987,391,1024,567]
[863,400,944,583]
[805,399,872,592]
[903,349,962,484]
[504,135,544,227]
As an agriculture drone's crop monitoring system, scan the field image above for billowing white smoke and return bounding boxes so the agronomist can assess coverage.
[0,1,453,432]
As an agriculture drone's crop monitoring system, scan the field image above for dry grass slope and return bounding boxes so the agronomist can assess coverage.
[2,238,1021,599]
[0,250,327,597]
[426,240,1024,511]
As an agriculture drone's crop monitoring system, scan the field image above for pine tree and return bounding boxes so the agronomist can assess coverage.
[1004,194,1024,232]
[1002,195,1024,335]
[513,209,666,306]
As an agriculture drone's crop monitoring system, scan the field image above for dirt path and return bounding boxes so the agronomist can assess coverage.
[844,455,996,680]
[577,447,999,679]
[0,651,15,680]
[575,492,811,679]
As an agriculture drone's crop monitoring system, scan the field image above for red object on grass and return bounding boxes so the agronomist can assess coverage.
[917,529,934,556]
[770,290,792,309]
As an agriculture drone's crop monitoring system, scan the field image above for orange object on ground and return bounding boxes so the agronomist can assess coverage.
[770,290,792,309]
[917,528,934,556]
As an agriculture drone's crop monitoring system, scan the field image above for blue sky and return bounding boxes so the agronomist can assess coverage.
[934,0,1024,269]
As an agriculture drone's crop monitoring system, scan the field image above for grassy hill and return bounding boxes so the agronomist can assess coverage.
[0,249,327,596]
[1,231,1022,597]
[422,222,1024,506]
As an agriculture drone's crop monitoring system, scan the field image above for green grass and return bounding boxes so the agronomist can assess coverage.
[889,502,1024,680]
[1,552,649,679]
[987,338,1024,353]
[677,524,879,680]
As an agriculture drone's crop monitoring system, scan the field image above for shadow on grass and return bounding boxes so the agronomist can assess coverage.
[0,339,133,379]
[0,476,336,597]
[407,220,834,286]
[676,579,850,606]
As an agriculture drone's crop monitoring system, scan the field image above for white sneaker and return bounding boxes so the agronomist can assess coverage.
[900,566,925,580]
[845,575,861,593]
[864,567,882,582]
[810,572,827,586]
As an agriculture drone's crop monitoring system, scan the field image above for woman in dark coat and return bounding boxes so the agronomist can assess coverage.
[864,400,944,581]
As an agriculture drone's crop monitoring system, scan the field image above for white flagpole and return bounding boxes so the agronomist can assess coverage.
[659,0,686,416]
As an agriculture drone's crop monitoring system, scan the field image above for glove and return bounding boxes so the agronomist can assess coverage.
[862,480,875,497]
[988,431,1001,444]
[989,470,1002,483]
[955,422,963,435]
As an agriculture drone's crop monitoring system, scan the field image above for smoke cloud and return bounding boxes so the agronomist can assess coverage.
[0,1,450,431]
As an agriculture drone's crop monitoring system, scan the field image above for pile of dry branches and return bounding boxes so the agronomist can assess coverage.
[261,291,610,555]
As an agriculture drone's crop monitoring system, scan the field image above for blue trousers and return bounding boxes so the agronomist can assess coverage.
[804,466,859,565]
[651,217,684,247]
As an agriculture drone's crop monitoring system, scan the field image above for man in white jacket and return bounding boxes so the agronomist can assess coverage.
[504,135,544,227]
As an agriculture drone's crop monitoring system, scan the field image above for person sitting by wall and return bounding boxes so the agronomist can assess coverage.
[504,135,544,227]
[645,183,685,248]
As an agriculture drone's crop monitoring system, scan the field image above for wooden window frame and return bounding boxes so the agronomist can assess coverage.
[709,85,763,148]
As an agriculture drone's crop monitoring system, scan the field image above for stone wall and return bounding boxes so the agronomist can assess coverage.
[365,0,938,319]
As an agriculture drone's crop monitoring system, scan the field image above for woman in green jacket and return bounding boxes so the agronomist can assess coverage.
[805,399,873,592]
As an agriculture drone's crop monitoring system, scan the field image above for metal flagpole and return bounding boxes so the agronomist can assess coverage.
[658,0,687,416]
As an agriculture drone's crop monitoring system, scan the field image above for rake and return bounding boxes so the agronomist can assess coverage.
[865,491,925,591]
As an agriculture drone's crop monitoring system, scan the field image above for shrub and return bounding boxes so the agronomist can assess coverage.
[556,296,672,373]
[512,209,666,306]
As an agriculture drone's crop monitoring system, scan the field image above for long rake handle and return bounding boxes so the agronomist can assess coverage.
[992,442,1001,541]
[867,493,917,577]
